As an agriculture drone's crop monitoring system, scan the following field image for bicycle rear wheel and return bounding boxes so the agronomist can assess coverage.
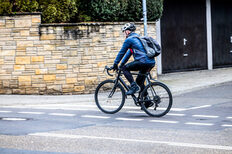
[95,80,126,114]
[141,82,172,117]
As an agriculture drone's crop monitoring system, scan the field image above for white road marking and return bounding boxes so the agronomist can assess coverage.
[192,115,219,118]
[0,105,98,111]
[126,111,144,114]
[29,133,232,151]
[150,120,179,124]
[185,105,212,111]
[0,111,12,113]
[169,108,186,111]
[18,112,45,115]
[158,108,186,112]
[185,122,214,126]
[166,113,185,116]
[1,118,27,121]
[49,113,76,117]
[81,115,110,119]
[221,124,232,127]
[226,117,232,119]
[116,118,143,121]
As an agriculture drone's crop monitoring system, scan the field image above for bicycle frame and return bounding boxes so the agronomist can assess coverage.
[112,69,155,106]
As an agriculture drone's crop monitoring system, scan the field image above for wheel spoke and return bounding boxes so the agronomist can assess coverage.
[95,80,125,114]
[141,82,172,117]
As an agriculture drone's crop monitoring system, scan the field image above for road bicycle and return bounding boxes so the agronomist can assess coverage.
[94,66,173,117]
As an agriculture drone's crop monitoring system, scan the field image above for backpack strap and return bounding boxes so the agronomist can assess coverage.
[132,36,148,54]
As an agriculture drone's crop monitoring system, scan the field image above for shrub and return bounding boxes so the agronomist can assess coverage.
[147,0,163,21]
[0,0,12,15]
[13,0,39,12]
[38,0,79,23]
[80,0,163,22]
[0,0,163,23]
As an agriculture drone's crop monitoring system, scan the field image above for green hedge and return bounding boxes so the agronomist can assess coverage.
[0,0,163,23]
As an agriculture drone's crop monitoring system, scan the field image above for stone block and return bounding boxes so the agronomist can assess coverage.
[65,40,77,46]
[1,50,15,56]
[41,34,56,40]
[13,89,25,94]
[31,56,44,62]
[17,41,33,47]
[74,86,85,92]
[26,88,39,94]
[85,77,97,85]
[0,20,5,26]
[32,17,41,23]
[79,26,87,30]
[15,57,30,64]
[27,36,39,41]
[68,58,81,64]
[56,64,67,70]
[100,28,106,33]
[44,75,56,81]
[32,84,46,88]
[19,82,31,86]
[63,51,77,57]
[114,32,120,37]
[0,59,4,64]
[3,80,10,88]
[79,68,92,73]
[47,85,62,92]
[66,78,77,84]
[2,46,16,50]
[62,84,74,91]
[14,65,25,71]
[20,30,30,36]
[97,61,107,67]
[25,64,39,69]
[18,76,31,82]
[0,89,12,94]
[44,45,55,50]
[92,37,100,43]
[32,75,43,80]
[45,59,60,64]
[35,69,47,75]
[15,19,31,27]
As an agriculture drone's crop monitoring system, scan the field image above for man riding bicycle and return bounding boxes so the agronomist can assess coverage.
[111,23,155,107]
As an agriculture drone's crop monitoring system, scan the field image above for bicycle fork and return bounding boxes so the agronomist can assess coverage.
[108,70,123,98]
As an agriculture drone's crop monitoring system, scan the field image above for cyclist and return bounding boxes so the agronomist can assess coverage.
[111,23,155,107]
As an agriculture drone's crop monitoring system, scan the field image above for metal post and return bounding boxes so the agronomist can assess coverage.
[143,0,148,36]
[156,19,162,75]
[143,0,149,85]
[206,0,213,70]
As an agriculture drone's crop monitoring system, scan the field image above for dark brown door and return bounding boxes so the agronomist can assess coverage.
[211,0,232,68]
[161,0,207,73]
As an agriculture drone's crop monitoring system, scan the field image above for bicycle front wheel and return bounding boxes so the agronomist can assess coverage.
[141,82,173,117]
[95,80,126,114]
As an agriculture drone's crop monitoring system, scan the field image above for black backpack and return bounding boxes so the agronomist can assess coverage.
[134,36,161,58]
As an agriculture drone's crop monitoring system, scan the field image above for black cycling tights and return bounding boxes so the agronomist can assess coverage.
[121,61,155,92]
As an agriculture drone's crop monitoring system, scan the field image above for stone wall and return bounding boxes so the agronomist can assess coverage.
[0,13,157,94]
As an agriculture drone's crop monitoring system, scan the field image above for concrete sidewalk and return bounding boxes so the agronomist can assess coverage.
[0,67,232,105]
[158,67,232,95]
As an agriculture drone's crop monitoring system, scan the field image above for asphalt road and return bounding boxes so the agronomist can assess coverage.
[0,82,232,154]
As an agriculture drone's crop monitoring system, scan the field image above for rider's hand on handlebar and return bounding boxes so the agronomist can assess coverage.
[111,63,118,71]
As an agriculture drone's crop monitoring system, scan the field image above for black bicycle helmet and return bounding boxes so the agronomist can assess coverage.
[122,23,136,32]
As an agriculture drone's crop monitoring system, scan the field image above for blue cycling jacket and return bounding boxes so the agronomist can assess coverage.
[114,32,155,66]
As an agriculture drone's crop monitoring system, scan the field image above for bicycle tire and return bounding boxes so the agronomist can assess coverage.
[140,82,173,117]
[95,80,126,114]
